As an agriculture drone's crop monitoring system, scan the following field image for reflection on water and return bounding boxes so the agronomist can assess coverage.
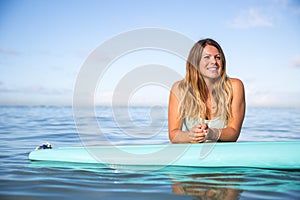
[171,173,242,199]
[173,184,241,199]
[165,166,300,199]
[29,161,300,200]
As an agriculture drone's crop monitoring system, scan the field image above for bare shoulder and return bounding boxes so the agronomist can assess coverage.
[170,80,184,101]
[171,80,183,93]
[229,78,245,102]
[229,78,244,92]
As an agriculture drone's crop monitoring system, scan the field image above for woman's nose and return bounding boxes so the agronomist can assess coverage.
[210,57,217,64]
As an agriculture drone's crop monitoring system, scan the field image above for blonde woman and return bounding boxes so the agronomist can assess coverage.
[168,38,245,143]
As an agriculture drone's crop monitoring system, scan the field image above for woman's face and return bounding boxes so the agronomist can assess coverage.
[199,45,222,81]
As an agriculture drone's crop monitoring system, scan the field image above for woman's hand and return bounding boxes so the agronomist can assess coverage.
[205,127,221,142]
[189,124,221,143]
[188,124,208,143]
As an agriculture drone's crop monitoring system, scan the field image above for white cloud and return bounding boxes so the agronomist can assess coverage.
[292,6,300,15]
[0,48,20,56]
[95,85,170,106]
[227,7,274,29]
[0,84,73,106]
[246,87,300,108]
[291,56,300,67]
[0,83,72,95]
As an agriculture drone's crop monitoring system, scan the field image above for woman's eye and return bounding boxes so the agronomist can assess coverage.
[215,56,221,60]
[203,55,210,59]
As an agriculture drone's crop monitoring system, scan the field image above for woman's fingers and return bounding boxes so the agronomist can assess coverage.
[189,124,209,143]
[193,132,206,140]
[201,123,208,130]
[189,132,206,143]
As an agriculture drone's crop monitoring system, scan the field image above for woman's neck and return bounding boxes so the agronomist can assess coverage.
[204,77,219,93]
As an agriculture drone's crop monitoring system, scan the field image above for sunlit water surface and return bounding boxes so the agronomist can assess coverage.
[0,106,299,199]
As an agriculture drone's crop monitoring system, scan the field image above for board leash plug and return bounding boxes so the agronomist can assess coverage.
[35,142,52,150]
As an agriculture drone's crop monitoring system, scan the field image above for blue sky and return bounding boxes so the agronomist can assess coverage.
[1,0,300,107]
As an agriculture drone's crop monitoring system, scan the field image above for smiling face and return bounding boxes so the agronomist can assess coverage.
[199,45,223,82]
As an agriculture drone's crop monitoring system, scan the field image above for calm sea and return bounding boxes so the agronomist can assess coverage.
[0,106,299,199]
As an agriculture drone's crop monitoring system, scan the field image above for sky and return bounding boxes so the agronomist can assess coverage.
[0,0,300,107]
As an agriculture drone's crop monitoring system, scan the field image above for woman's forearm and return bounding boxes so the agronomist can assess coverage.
[217,127,240,142]
[169,129,191,143]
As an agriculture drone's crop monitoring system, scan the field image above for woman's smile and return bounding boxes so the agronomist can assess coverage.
[207,66,218,71]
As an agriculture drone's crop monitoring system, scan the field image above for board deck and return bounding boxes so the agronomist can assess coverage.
[28,142,300,169]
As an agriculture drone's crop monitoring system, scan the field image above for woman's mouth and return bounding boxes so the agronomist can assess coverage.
[207,67,218,71]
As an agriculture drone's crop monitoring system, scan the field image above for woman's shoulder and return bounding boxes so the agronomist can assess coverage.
[170,80,185,99]
[229,78,244,88]
[229,77,245,94]
[171,80,184,91]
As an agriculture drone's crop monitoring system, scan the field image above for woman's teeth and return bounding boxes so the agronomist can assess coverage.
[208,67,217,71]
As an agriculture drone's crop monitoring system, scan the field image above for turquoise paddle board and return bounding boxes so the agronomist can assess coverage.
[28,142,300,170]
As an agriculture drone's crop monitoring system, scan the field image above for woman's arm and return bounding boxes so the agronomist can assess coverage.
[168,82,206,143]
[217,78,246,142]
[168,82,189,143]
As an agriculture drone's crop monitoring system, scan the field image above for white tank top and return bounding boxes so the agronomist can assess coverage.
[182,117,227,131]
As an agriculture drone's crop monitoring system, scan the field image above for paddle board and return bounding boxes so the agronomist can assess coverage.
[28,142,300,169]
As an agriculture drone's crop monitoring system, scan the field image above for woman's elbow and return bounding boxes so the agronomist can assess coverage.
[168,130,181,143]
[168,133,176,143]
[220,128,240,142]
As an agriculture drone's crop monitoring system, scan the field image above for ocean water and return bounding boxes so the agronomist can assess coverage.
[0,106,300,199]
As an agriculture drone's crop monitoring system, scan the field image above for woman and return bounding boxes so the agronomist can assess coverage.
[168,38,245,143]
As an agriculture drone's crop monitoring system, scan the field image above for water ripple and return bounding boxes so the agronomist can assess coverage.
[1,106,300,200]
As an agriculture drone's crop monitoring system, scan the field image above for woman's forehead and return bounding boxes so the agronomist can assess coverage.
[203,45,220,55]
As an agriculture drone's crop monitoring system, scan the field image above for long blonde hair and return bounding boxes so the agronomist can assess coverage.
[178,38,233,122]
